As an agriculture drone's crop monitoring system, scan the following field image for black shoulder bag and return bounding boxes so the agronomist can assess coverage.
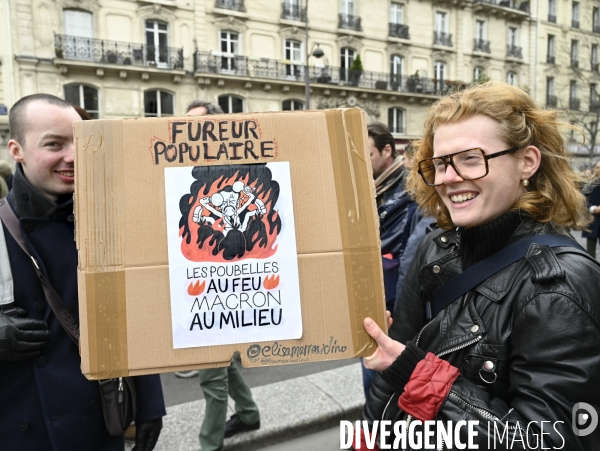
[0,199,136,436]
[427,234,591,320]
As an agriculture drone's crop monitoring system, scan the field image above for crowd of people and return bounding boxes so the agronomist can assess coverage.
[1,81,599,451]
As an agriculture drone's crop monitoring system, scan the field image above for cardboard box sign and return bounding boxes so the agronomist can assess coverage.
[74,108,386,380]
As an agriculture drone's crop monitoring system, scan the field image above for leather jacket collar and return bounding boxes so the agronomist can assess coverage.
[8,164,73,219]
[419,215,570,304]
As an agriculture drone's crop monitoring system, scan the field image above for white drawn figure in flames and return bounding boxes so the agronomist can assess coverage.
[192,180,267,236]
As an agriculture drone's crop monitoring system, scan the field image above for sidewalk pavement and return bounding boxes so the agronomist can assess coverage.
[128,361,365,451]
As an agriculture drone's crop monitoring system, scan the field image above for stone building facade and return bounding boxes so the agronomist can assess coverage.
[0,0,571,163]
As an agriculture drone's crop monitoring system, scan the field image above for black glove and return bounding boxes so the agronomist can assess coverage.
[132,418,163,451]
[0,308,51,361]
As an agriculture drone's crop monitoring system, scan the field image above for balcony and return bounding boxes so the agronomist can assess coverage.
[389,23,410,39]
[473,39,491,53]
[193,51,467,96]
[434,31,453,47]
[572,20,580,28]
[214,0,246,12]
[54,34,184,70]
[547,55,556,64]
[472,0,530,18]
[338,14,362,32]
[548,14,556,23]
[571,59,579,68]
[546,95,557,107]
[507,45,523,59]
[570,98,581,110]
[281,3,306,21]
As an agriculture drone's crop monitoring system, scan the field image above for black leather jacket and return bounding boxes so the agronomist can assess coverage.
[363,219,600,450]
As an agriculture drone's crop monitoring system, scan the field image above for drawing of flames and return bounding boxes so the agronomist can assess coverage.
[187,275,280,295]
[178,165,282,262]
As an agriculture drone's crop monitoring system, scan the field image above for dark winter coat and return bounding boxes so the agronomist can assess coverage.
[376,165,416,309]
[0,166,166,451]
[583,181,600,239]
[363,218,600,450]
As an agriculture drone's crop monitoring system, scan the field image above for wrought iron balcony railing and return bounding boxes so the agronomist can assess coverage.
[54,34,184,70]
[548,14,556,23]
[572,20,580,28]
[593,62,599,72]
[594,24,600,34]
[434,31,453,46]
[214,0,246,12]
[507,45,523,58]
[571,59,579,68]
[474,39,491,53]
[546,95,558,107]
[193,51,468,96]
[590,101,600,112]
[389,23,410,39]
[472,0,530,13]
[570,98,581,110]
[338,13,362,31]
[547,55,556,64]
[281,3,306,21]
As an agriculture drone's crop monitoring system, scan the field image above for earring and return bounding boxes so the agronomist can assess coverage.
[522,179,529,187]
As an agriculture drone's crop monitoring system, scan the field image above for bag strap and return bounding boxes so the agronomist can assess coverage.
[427,234,587,320]
[0,198,80,344]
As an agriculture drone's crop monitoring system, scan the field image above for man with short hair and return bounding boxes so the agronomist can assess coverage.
[368,122,404,202]
[182,100,261,451]
[0,93,166,450]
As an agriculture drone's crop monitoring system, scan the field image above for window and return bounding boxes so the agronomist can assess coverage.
[594,7,600,32]
[341,0,354,16]
[340,47,356,81]
[434,61,446,81]
[146,20,168,67]
[508,27,518,47]
[547,35,556,63]
[220,31,239,71]
[388,107,405,134]
[475,20,486,41]
[506,72,517,86]
[572,2,580,28]
[571,40,579,67]
[591,84,599,110]
[547,77,555,96]
[144,90,173,117]
[548,0,556,21]
[284,40,303,77]
[546,77,556,107]
[390,3,403,24]
[593,44,599,70]
[435,11,448,33]
[64,9,93,37]
[64,84,99,118]
[473,66,485,82]
[218,95,244,113]
[570,80,579,110]
[390,55,403,85]
[63,10,94,60]
[282,99,304,110]
[434,61,446,92]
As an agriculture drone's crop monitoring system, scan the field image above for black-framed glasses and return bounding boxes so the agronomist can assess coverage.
[417,147,520,187]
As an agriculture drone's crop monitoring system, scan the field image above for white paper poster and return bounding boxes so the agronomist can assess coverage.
[164,163,302,349]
